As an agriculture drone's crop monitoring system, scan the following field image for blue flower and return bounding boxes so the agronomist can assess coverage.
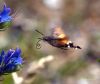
[0,48,23,75]
[0,4,12,23]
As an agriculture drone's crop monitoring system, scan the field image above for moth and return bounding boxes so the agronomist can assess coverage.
[35,27,81,50]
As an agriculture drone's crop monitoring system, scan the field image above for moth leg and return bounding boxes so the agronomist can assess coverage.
[36,43,41,49]
[36,39,42,49]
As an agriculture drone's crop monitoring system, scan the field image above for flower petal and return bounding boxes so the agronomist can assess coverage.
[0,4,11,16]
[0,50,5,65]
[0,48,23,75]
[0,4,12,23]
[11,48,21,58]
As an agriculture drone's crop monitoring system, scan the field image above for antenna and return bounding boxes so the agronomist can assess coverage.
[35,29,44,36]
[36,38,43,49]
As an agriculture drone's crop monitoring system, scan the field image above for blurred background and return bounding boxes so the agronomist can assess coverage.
[0,0,100,84]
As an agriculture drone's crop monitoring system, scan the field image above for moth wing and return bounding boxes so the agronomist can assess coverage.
[52,26,68,39]
[52,26,69,44]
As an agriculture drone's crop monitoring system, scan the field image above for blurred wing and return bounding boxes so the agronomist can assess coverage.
[52,26,69,44]
[52,26,68,38]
